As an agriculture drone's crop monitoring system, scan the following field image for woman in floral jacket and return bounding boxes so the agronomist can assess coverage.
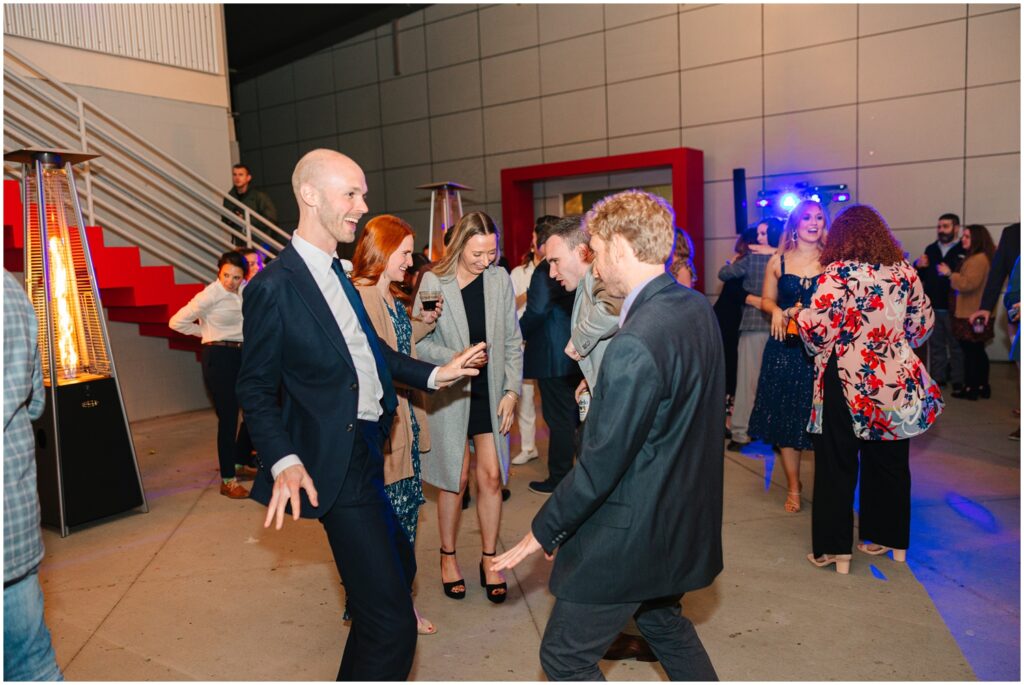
[795,205,944,574]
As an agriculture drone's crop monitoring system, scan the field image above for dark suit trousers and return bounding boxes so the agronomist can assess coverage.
[537,375,581,485]
[320,420,417,681]
[810,355,911,557]
[540,594,717,681]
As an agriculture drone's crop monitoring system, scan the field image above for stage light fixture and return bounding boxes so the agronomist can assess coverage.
[755,181,851,221]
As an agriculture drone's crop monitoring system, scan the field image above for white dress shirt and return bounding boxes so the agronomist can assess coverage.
[509,260,536,319]
[271,234,439,479]
[292,232,385,421]
[168,280,244,343]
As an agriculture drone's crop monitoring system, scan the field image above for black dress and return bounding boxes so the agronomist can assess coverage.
[462,274,492,437]
[748,256,820,450]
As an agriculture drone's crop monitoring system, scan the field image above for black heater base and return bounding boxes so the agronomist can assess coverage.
[33,377,147,534]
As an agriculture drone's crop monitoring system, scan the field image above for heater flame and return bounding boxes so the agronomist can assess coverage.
[48,236,79,380]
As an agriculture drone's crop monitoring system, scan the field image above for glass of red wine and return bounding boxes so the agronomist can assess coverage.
[420,290,441,311]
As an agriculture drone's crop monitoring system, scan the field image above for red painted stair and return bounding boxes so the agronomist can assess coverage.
[3,179,204,357]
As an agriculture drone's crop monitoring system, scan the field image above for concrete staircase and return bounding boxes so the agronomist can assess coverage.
[4,178,204,356]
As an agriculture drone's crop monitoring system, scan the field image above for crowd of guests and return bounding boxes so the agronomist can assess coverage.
[173,171,1020,580]
[149,150,1019,684]
[716,208,1021,521]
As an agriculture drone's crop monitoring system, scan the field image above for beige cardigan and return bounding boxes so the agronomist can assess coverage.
[950,253,990,318]
[356,283,434,485]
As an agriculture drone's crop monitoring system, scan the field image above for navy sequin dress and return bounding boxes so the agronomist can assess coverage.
[384,301,426,545]
[748,257,821,450]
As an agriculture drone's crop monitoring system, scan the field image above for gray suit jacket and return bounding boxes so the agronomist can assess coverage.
[570,265,622,390]
[532,274,725,603]
[414,266,523,491]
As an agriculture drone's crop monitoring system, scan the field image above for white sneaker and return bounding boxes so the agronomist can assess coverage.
[511,448,539,465]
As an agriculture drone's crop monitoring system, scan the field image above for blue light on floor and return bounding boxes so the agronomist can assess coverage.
[870,564,888,581]
[945,492,1001,534]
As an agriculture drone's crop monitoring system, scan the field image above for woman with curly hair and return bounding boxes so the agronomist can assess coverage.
[796,204,943,574]
[669,227,698,287]
[748,201,827,513]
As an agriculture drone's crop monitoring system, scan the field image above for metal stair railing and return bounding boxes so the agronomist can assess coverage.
[2,46,289,281]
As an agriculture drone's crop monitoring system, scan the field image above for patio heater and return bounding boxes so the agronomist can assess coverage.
[5,148,148,537]
[417,181,471,261]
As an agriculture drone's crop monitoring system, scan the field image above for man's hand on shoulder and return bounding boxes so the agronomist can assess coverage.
[265,464,318,530]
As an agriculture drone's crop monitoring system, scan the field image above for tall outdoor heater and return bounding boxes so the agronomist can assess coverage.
[417,181,471,260]
[5,148,148,537]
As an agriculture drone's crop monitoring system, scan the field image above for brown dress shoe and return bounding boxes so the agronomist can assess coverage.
[235,465,259,480]
[603,633,657,662]
[220,480,250,499]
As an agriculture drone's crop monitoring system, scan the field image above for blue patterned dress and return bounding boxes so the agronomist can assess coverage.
[384,301,426,545]
[749,257,821,450]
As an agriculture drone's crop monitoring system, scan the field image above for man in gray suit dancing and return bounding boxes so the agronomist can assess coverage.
[494,190,724,681]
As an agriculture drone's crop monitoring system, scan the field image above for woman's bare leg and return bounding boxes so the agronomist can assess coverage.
[473,434,505,586]
[780,446,802,512]
[438,443,471,586]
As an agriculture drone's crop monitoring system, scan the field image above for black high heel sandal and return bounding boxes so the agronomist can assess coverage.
[440,548,466,600]
[479,551,508,604]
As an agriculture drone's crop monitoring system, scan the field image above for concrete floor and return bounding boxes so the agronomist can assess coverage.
[37,365,1019,680]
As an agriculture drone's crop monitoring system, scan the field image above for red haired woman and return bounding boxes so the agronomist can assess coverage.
[795,204,943,574]
[351,214,442,634]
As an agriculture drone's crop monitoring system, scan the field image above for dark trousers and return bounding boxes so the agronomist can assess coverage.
[540,594,717,681]
[926,310,964,385]
[321,421,417,682]
[958,339,990,389]
[537,374,581,485]
[200,345,253,478]
[810,356,911,557]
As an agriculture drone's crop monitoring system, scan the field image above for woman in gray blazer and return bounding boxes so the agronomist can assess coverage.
[414,211,523,604]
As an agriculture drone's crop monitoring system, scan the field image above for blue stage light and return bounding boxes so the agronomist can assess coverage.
[780,193,799,210]
[810,193,821,203]
[834,193,850,202]
[756,199,770,208]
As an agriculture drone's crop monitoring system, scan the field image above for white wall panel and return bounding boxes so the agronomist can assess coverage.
[4,3,223,74]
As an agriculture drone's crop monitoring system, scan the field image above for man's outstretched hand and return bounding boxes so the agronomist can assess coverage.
[435,342,488,387]
[491,531,552,571]
[265,464,319,530]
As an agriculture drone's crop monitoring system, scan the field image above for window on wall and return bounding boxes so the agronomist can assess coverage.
[564,184,673,216]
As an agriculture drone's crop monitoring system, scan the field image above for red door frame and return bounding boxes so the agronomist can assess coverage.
[499,147,705,281]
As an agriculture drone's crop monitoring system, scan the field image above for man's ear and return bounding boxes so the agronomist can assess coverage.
[298,182,319,209]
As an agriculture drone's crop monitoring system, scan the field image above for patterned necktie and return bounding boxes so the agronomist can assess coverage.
[331,258,397,415]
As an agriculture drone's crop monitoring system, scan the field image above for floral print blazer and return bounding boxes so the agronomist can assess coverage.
[795,260,944,440]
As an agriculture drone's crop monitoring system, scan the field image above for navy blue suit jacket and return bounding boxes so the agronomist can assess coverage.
[519,260,576,379]
[236,243,435,518]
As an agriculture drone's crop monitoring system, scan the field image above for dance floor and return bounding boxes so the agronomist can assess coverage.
[37,365,1019,680]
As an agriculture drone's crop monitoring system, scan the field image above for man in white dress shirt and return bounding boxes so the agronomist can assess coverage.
[237,149,484,681]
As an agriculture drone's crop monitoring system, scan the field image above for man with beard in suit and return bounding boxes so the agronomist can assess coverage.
[494,189,724,680]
